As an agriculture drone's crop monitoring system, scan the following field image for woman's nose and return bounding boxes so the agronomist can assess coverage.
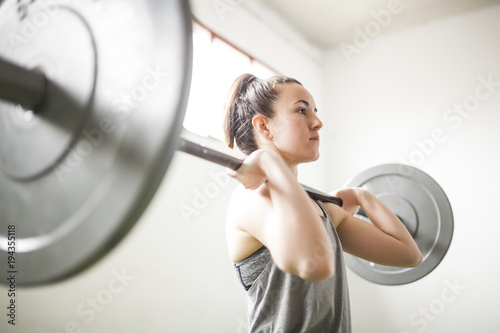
[311,113,323,130]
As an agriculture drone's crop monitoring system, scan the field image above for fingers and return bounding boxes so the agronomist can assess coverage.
[226,167,237,178]
[349,205,360,215]
[333,187,362,215]
[227,169,267,190]
[226,153,267,190]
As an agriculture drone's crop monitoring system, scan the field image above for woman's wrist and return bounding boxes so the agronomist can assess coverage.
[354,187,369,207]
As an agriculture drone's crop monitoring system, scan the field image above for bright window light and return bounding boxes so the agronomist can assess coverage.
[184,23,277,141]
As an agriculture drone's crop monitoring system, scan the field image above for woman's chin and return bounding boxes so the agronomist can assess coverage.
[302,152,320,164]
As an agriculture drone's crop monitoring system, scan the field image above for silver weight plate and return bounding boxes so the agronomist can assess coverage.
[0,0,192,285]
[344,164,453,285]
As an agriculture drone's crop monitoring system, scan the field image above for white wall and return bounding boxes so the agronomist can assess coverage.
[323,4,500,333]
[0,1,324,333]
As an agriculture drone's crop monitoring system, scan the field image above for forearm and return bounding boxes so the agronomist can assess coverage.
[260,152,334,280]
[356,189,420,252]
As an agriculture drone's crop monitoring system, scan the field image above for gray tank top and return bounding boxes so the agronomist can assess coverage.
[234,200,351,332]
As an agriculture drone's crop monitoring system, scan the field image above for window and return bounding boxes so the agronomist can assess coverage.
[183,22,278,141]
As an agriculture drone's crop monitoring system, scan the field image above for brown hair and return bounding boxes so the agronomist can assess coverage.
[223,73,302,155]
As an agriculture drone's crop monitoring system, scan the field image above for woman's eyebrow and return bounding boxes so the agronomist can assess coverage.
[293,100,317,112]
[293,100,310,106]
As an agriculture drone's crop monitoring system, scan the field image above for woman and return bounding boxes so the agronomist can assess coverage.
[224,74,422,332]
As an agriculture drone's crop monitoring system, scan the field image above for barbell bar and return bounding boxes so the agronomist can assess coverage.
[177,137,343,206]
[0,55,343,207]
[0,56,47,112]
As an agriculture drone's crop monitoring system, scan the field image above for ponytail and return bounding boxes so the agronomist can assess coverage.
[223,74,256,151]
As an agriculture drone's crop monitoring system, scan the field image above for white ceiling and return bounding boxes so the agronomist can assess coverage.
[264,0,500,48]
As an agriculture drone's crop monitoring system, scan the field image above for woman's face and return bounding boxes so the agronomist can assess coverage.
[266,82,323,165]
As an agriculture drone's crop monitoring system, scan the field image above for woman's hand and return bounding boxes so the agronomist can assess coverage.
[334,187,365,215]
[226,150,268,190]
[332,187,423,267]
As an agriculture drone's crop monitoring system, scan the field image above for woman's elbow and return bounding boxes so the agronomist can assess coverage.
[276,257,335,281]
[294,257,335,282]
[274,248,336,282]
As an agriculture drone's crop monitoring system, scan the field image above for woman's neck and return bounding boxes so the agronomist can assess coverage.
[276,151,299,178]
[257,143,299,178]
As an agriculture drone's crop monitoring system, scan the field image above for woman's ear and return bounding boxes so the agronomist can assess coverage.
[252,114,273,140]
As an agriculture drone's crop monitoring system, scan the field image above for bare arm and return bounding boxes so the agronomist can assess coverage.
[227,150,334,281]
[332,188,423,267]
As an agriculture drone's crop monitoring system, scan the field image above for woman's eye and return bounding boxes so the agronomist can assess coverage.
[298,108,306,114]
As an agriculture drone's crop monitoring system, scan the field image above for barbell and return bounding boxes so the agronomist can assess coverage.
[0,0,452,286]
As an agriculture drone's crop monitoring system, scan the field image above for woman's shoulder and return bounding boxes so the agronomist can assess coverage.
[227,184,271,221]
